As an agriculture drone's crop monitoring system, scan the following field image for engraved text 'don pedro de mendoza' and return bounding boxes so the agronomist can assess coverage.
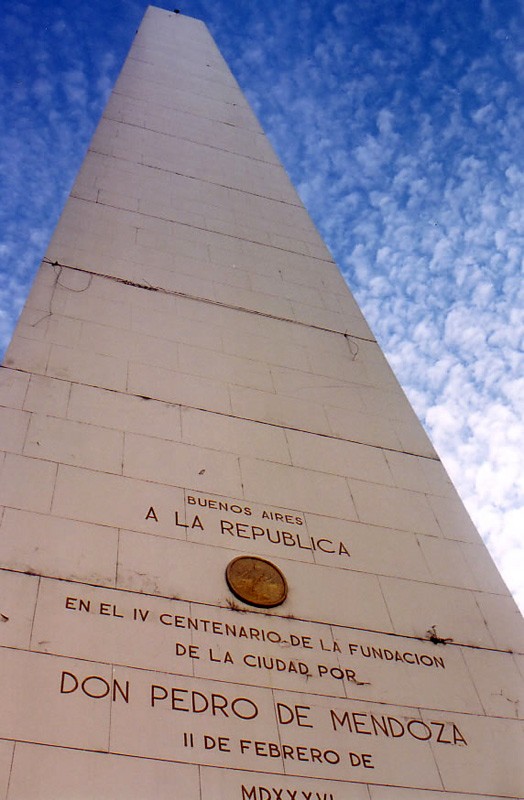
[226,556,288,608]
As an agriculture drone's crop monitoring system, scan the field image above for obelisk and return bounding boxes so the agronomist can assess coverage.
[0,7,522,798]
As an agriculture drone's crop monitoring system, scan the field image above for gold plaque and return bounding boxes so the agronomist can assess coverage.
[226,556,288,608]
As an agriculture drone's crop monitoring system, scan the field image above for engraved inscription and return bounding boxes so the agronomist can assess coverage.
[144,492,352,562]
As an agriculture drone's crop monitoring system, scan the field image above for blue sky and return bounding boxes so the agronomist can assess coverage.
[1,0,523,610]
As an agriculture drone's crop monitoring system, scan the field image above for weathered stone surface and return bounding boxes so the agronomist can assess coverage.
[0,7,522,798]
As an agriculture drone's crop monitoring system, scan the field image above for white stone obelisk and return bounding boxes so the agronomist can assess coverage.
[0,7,522,798]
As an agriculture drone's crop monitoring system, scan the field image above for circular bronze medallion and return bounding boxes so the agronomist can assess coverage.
[226,556,288,608]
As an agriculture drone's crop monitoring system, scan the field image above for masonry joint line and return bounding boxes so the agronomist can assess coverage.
[41,257,376,343]
[2,360,440,463]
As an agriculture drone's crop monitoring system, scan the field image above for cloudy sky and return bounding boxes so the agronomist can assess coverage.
[1,0,523,611]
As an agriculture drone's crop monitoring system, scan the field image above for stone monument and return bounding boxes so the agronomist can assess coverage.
[1,6,522,798]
